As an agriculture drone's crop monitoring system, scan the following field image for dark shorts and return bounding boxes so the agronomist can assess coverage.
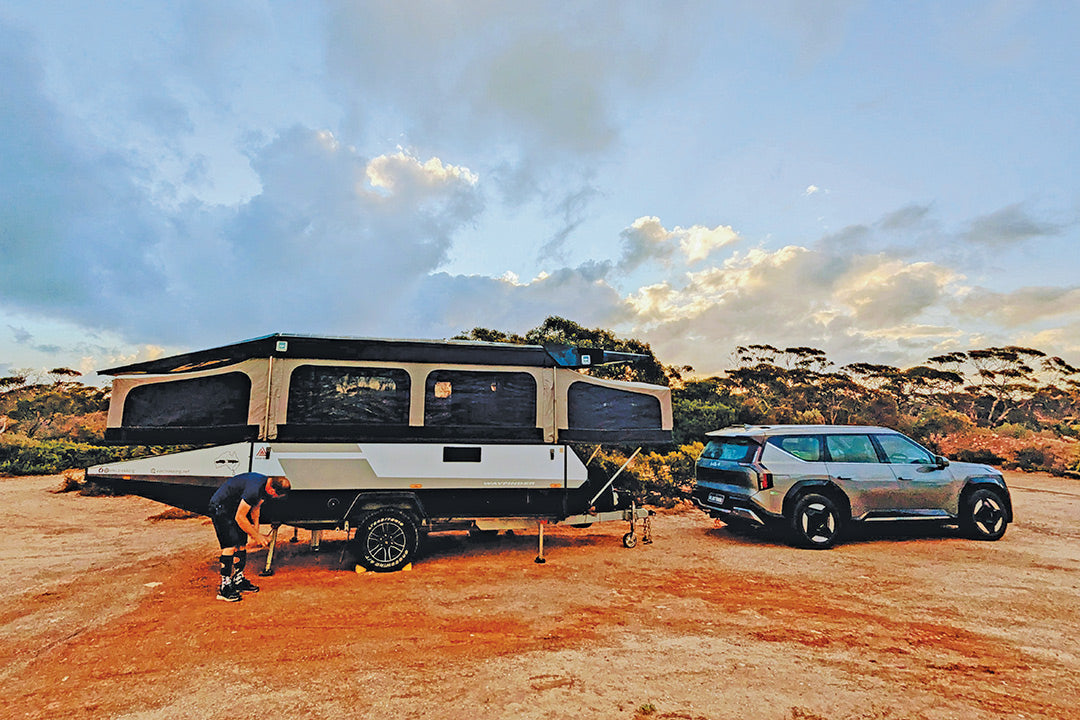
[210,506,245,549]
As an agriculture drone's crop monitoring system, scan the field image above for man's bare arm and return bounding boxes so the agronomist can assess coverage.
[235,500,267,547]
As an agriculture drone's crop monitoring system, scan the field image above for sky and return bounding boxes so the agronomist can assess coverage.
[1,1,1078,383]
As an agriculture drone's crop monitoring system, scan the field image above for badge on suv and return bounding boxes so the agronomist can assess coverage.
[692,425,1012,549]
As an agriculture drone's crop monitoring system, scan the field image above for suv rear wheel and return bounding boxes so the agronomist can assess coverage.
[789,492,842,549]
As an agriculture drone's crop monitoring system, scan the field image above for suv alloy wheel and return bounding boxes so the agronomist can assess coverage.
[790,492,842,549]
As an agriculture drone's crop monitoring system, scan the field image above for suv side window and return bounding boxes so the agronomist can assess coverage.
[767,435,822,462]
[875,434,935,464]
[825,434,880,463]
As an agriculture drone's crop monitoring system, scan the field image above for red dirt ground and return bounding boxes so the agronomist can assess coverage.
[3,472,1079,720]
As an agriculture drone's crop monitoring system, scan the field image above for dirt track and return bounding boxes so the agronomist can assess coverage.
[3,472,1079,720]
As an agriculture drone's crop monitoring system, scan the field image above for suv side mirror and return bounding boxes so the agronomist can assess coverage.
[934,455,950,469]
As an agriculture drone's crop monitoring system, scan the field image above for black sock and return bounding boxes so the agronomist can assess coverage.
[219,554,234,586]
[234,549,247,577]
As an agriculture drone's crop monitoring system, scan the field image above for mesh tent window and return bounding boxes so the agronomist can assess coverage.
[287,366,411,424]
[566,382,662,430]
[424,370,537,427]
[122,373,251,427]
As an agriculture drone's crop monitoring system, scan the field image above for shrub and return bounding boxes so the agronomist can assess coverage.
[911,407,973,449]
[996,423,1033,439]
[1012,446,1049,472]
[0,435,161,477]
[955,447,986,465]
[952,448,1005,466]
[590,443,703,508]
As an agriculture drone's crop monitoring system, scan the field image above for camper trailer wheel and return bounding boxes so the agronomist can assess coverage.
[622,532,637,548]
[352,509,419,572]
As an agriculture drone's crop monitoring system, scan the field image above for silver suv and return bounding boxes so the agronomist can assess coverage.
[692,425,1012,548]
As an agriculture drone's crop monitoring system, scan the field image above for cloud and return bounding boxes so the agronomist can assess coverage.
[323,2,674,160]
[877,204,932,231]
[834,259,959,327]
[614,201,1078,374]
[320,2,687,228]
[962,203,1063,246]
[0,24,170,324]
[618,216,741,272]
[620,212,976,373]
[366,151,479,193]
[156,127,486,341]
[952,285,1080,327]
[8,326,33,345]
[3,3,1079,380]
[406,267,626,338]
[0,46,487,349]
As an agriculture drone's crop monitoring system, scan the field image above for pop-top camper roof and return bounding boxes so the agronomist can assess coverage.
[100,333,646,376]
[101,334,673,446]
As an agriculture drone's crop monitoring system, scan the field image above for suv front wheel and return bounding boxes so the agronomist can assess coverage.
[960,488,1009,541]
[789,492,843,549]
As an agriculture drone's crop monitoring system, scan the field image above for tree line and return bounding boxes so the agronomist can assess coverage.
[3,317,1079,484]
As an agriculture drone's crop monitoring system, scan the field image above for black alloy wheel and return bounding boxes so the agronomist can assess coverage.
[790,492,842,549]
[961,488,1008,541]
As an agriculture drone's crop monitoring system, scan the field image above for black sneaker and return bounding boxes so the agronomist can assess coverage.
[216,584,243,602]
[232,575,260,593]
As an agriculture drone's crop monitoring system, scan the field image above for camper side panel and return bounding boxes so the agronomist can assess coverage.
[553,370,673,444]
[104,360,269,444]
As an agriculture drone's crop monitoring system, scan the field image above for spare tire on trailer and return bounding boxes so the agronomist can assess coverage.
[351,508,419,572]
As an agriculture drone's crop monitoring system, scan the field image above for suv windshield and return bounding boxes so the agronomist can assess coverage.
[700,438,758,463]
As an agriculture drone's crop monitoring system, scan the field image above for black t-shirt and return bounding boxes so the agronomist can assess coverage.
[209,472,269,514]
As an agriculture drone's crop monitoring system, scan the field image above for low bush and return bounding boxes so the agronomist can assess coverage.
[591,443,702,508]
[1012,446,1049,472]
[952,448,1006,465]
[0,435,158,477]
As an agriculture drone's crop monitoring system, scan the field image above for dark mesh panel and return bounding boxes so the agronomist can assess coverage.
[122,373,251,427]
[566,383,662,430]
[424,371,536,427]
[287,366,411,424]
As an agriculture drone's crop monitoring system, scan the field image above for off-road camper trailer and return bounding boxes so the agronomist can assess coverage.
[88,334,673,570]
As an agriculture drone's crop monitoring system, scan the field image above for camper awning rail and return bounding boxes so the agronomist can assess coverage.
[99,334,647,376]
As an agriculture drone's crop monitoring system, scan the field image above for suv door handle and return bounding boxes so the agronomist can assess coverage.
[835,476,852,481]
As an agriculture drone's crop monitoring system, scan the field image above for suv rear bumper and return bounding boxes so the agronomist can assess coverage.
[691,486,781,527]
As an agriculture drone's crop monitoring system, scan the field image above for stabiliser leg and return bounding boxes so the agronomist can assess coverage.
[535,520,547,564]
[260,524,280,577]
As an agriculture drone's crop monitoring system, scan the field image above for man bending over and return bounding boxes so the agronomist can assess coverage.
[208,472,291,602]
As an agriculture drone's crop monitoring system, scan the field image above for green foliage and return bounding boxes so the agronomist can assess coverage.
[953,448,1006,465]
[2,380,108,439]
[995,422,1034,439]
[590,444,701,507]
[1012,446,1049,472]
[671,378,739,445]
[457,315,686,386]
[910,407,973,449]
[0,435,148,476]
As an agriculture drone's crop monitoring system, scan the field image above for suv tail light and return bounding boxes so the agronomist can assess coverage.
[755,466,773,490]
